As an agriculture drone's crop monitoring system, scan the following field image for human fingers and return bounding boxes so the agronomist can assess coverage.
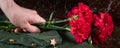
[29,14,46,24]
[20,22,40,32]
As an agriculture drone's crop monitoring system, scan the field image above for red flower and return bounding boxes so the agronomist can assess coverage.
[78,3,93,24]
[67,2,93,44]
[92,12,114,44]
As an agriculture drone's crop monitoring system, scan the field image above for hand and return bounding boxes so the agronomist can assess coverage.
[0,0,46,32]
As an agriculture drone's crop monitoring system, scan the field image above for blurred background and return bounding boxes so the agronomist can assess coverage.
[0,0,120,48]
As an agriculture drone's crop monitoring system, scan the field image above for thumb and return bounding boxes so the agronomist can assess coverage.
[21,22,40,32]
[29,15,46,24]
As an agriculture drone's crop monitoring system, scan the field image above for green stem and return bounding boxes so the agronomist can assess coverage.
[0,18,71,31]
[50,15,78,24]
[0,21,11,24]
[51,18,70,24]
[39,25,70,31]
[0,26,15,29]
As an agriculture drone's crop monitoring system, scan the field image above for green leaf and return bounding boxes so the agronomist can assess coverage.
[49,11,55,21]
[87,35,92,44]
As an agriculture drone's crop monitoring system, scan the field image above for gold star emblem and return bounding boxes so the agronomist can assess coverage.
[31,43,37,47]
[9,38,15,43]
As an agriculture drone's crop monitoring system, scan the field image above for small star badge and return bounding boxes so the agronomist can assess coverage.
[50,38,57,46]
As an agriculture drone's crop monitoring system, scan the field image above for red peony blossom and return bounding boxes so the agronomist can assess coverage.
[67,2,93,44]
[92,12,114,44]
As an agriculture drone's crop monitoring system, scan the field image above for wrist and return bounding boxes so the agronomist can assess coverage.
[0,0,17,19]
[0,0,14,10]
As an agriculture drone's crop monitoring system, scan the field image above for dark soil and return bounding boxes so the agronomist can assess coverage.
[14,0,120,25]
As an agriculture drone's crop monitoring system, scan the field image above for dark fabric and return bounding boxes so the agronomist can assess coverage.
[0,30,62,48]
